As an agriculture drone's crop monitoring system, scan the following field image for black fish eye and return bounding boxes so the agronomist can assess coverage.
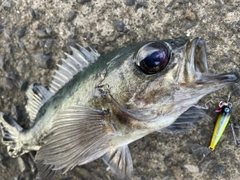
[135,42,170,74]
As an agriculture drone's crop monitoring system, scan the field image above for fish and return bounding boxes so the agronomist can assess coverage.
[209,101,232,150]
[0,37,239,179]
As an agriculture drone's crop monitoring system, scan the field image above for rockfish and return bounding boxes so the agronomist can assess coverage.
[0,37,239,179]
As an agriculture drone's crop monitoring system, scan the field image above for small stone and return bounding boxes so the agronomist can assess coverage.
[232,84,240,96]
[112,20,125,32]
[190,143,212,162]
[236,40,240,48]
[44,39,53,49]
[76,0,91,4]
[66,38,77,47]
[16,61,26,74]
[65,11,76,22]
[15,26,27,39]
[34,52,51,69]
[4,43,13,54]
[45,27,53,35]
[213,164,224,176]
[6,72,17,81]
[124,0,135,6]
[39,40,46,47]
[135,2,148,12]
[184,165,199,173]
[0,24,4,34]
[1,77,15,90]
[36,29,48,38]
[28,7,36,19]
[0,55,6,70]
[17,40,26,50]
[208,31,216,38]
[185,10,196,21]
[3,0,11,8]
[18,79,28,91]
[186,21,197,30]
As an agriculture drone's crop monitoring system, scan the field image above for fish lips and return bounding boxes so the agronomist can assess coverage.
[188,37,239,84]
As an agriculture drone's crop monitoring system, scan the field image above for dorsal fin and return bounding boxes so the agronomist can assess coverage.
[49,45,100,94]
[25,83,53,123]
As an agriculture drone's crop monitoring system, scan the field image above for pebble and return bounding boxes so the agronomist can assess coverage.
[4,43,13,54]
[112,20,125,32]
[65,11,76,22]
[18,79,28,91]
[190,143,211,162]
[208,31,216,38]
[184,164,199,173]
[186,21,197,30]
[1,77,15,90]
[236,40,240,48]
[6,72,17,81]
[28,7,36,19]
[66,38,77,47]
[185,10,196,21]
[15,26,27,39]
[124,0,135,6]
[39,39,46,47]
[0,55,6,70]
[0,24,4,34]
[213,164,224,176]
[76,0,91,4]
[34,52,51,69]
[45,27,53,35]
[3,0,11,8]
[17,40,26,51]
[16,61,26,74]
[232,84,240,96]
[135,2,148,12]
[44,38,53,49]
[36,29,48,38]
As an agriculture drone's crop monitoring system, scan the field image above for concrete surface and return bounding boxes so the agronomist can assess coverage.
[0,0,240,179]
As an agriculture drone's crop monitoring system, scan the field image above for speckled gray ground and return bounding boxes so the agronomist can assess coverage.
[0,0,240,180]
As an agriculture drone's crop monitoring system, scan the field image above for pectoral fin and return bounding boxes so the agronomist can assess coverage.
[35,106,117,175]
[102,146,133,179]
[159,107,206,134]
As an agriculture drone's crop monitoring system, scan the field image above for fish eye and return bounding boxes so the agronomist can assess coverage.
[135,42,170,74]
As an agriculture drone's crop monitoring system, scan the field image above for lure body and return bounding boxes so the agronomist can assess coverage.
[209,102,232,150]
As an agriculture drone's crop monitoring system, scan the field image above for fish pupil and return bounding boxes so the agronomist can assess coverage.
[144,51,167,68]
[224,107,230,113]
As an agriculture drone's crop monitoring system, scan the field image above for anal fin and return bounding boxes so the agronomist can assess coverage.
[102,146,133,179]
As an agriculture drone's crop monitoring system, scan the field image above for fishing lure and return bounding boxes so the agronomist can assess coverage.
[209,101,232,150]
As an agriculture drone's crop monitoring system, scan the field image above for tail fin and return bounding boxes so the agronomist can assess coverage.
[0,112,25,158]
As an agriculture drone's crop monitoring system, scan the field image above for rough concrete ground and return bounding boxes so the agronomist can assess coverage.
[0,0,240,179]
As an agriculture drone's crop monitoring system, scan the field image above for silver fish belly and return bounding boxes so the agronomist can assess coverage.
[0,38,239,179]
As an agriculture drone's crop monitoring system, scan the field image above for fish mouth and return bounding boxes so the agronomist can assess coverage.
[189,37,208,74]
[188,38,240,84]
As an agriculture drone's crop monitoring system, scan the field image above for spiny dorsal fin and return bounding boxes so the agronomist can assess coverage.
[102,146,133,179]
[25,83,53,123]
[49,45,100,94]
[35,105,117,174]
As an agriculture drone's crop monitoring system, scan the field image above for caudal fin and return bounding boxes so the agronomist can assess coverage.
[0,112,25,158]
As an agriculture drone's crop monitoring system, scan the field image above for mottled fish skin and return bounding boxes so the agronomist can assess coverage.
[0,38,239,179]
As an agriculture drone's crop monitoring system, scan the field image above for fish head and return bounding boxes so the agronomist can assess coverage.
[105,37,239,127]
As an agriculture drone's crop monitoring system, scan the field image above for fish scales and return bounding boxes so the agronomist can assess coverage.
[0,38,239,179]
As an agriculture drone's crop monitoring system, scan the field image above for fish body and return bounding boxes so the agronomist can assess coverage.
[0,38,239,179]
[209,102,232,150]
